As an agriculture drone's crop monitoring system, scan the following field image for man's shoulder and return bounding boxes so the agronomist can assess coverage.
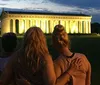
[0,57,10,62]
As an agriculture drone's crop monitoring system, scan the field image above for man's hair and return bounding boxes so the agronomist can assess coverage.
[52,24,70,49]
[1,32,17,52]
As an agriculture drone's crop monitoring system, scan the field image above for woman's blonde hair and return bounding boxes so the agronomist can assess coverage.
[22,26,49,71]
[52,24,70,49]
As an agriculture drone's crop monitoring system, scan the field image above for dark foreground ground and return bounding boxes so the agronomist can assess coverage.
[0,34,100,85]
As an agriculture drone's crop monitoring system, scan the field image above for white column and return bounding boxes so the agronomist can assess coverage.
[49,20,53,33]
[60,20,65,27]
[86,21,88,33]
[76,21,78,33]
[68,21,70,33]
[40,20,42,28]
[45,20,49,33]
[64,21,66,31]
[84,21,86,33]
[54,20,58,27]
[26,19,29,31]
[1,18,10,35]
[88,21,91,33]
[19,19,25,34]
[38,20,41,28]
[78,21,80,33]
[30,20,33,27]
[19,19,22,34]
[52,20,55,32]
[48,20,50,33]
[36,20,40,27]
[13,19,15,33]
[41,20,45,33]
[65,21,69,33]
[69,21,72,33]
[79,21,82,33]
[24,20,26,32]
[33,20,36,26]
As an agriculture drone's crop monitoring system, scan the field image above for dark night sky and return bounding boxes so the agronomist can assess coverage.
[0,0,100,23]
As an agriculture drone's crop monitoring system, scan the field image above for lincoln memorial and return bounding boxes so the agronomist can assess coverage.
[1,10,92,35]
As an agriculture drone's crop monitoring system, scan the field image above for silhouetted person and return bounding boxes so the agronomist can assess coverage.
[0,32,17,72]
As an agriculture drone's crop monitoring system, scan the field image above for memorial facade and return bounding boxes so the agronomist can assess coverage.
[1,10,92,35]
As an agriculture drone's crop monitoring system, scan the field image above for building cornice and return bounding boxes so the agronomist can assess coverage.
[6,14,92,20]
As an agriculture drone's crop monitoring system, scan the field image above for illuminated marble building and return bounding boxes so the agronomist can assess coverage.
[1,10,92,35]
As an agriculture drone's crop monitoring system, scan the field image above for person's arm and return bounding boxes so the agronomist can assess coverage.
[54,59,71,84]
[42,54,56,85]
[54,71,71,85]
[82,55,91,85]
[42,54,77,85]
[85,62,91,85]
[16,79,31,85]
[81,54,91,85]
[0,60,13,85]
[0,54,16,85]
[54,59,63,78]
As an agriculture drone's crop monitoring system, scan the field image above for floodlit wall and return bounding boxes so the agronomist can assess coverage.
[1,12,92,35]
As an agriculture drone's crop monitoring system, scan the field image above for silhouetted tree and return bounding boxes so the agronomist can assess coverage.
[91,22,100,33]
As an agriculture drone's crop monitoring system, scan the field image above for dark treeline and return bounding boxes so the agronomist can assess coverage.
[91,22,100,33]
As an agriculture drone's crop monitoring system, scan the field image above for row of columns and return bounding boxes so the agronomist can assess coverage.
[1,18,91,35]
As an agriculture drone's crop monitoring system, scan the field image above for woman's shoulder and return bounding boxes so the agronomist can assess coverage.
[74,53,90,71]
[75,52,85,56]
[74,52,90,63]
[74,52,87,58]
[74,52,90,65]
[43,54,53,63]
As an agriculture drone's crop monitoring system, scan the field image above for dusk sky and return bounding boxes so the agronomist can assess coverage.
[0,0,100,23]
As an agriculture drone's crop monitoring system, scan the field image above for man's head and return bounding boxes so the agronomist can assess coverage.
[52,24,70,50]
[1,32,17,52]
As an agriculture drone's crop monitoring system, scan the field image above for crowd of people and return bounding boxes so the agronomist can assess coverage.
[0,25,91,85]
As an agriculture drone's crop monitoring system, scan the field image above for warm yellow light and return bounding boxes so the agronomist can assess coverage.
[36,20,38,27]
[71,25,78,33]
[19,22,25,34]
[41,20,45,33]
